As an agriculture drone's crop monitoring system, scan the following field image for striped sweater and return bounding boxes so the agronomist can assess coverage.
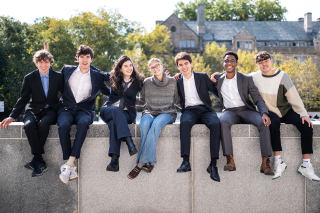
[250,69,307,118]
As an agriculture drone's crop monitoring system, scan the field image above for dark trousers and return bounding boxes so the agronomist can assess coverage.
[57,108,92,160]
[100,106,132,157]
[220,106,272,157]
[180,105,220,159]
[269,108,313,154]
[23,109,57,155]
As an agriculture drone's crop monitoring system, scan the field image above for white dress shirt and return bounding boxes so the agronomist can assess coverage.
[220,72,245,109]
[183,73,204,108]
[68,67,92,103]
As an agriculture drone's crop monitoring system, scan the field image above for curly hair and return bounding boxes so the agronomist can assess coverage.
[254,51,271,63]
[33,50,54,66]
[76,45,94,59]
[110,55,144,93]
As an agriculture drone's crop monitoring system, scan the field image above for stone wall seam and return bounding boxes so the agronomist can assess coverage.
[191,137,194,213]
[20,125,22,138]
[78,159,80,213]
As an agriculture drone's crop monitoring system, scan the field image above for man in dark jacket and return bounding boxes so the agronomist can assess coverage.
[57,45,110,184]
[175,52,221,182]
[0,50,63,177]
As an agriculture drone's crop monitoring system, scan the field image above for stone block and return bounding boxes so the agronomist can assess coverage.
[0,123,21,138]
[193,137,305,213]
[136,124,180,138]
[313,125,320,138]
[0,139,78,213]
[306,138,320,213]
[250,124,301,138]
[79,137,191,213]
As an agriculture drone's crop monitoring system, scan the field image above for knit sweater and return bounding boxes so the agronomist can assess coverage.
[250,69,308,118]
[136,72,181,120]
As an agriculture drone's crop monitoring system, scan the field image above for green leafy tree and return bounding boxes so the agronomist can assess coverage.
[203,42,226,73]
[174,0,287,21]
[0,16,35,119]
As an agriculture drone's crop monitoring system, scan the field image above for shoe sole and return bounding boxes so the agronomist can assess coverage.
[297,171,320,181]
[106,167,119,172]
[177,169,191,173]
[69,177,78,181]
[224,166,236,171]
[260,170,274,175]
[31,167,48,177]
[24,165,35,171]
[129,149,138,156]
[59,175,68,185]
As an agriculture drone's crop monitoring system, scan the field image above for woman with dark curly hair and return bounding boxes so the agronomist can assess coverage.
[99,55,144,172]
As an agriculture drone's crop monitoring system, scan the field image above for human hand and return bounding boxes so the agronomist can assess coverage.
[0,117,14,129]
[262,114,271,126]
[302,116,313,128]
[74,56,79,62]
[43,42,49,51]
[165,70,171,77]
[210,72,220,83]
[173,73,181,81]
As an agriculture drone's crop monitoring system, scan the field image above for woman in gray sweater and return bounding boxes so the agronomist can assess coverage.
[128,58,180,179]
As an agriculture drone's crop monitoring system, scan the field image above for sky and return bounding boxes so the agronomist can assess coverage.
[1,0,320,33]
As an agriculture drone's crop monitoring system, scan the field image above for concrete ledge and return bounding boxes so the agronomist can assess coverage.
[1,123,319,213]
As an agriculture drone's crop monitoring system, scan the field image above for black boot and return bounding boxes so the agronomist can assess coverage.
[124,137,138,156]
[106,155,119,172]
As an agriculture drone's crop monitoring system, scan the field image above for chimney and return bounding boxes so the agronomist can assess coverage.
[197,3,205,35]
[298,18,304,22]
[317,18,320,22]
[155,21,163,25]
[248,16,255,21]
[304,12,312,33]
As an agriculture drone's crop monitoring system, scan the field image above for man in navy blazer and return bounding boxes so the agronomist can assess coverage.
[57,45,110,184]
[175,52,221,182]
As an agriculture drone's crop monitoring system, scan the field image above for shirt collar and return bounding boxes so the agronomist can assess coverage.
[224,71,237,80]
[124,78,132,83]
[39,70,49,78]
[183,72,194,80]
[75,66,90,75]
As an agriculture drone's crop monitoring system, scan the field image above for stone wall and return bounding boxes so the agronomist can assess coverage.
[1,123,319,213]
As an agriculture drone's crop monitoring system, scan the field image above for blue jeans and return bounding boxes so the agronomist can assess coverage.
[136,113,174,165]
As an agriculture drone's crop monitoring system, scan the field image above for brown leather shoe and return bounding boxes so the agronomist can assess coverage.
[224,155,236,171]
[260,157,274,175]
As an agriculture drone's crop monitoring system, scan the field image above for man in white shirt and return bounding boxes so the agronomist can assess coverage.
[175,52,221,182]
[212,51,274,176]
[57,45,110,184]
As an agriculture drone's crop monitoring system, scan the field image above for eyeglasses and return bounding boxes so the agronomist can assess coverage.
[223,60,237,64]
[149,64,161,71]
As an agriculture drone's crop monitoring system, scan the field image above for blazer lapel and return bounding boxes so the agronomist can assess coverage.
[217,73,225,102]
[35,70,46,99]
[236,72,246,102]
[194,72,201,96]
[177,76,185,101]
[47,68,55,98]
[65,67,77,102]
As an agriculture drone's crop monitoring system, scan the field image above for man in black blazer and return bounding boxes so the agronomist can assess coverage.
[175,52,221,182]
[0,50,64,177]
[211,51,274,176]
[57,45,110,184]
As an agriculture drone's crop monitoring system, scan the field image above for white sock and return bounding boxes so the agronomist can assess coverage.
[274,155,282,164]
[303,159,311,168]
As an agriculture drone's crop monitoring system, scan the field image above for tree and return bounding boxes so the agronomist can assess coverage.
[203,42,226,73]
[0,16,35,119]
[174,0,287,21]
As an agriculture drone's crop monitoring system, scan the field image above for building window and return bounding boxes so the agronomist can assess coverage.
[293,42,296,47]
[293,56,309,64]
[191,40,195,47]
[279,42,286,47]
[237,41,253,49]
[309,42,314,46]
[179,40,196,48]
[171,26,176,32]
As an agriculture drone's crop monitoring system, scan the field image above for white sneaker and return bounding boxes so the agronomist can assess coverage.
[59,164,72,184]
[298,164,320,181]
[272,161,287,180]
[69,166,78,181]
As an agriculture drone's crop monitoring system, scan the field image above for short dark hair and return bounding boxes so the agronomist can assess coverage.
[175,52,192,66]
[76,45,94,59]
[223,51,238,62]
[254,51,271,63]
[33,50,54,66]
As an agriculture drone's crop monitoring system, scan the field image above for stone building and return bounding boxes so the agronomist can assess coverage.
[157,3,320,67]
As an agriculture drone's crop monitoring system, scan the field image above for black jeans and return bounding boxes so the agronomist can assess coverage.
[23,109,57,155]
[268,108,313,154]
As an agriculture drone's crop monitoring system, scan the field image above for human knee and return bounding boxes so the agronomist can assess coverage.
[24,120,37,130]
[208,120,220,129]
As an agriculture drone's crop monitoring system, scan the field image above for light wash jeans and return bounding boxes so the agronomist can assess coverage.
[136,113,174,165]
